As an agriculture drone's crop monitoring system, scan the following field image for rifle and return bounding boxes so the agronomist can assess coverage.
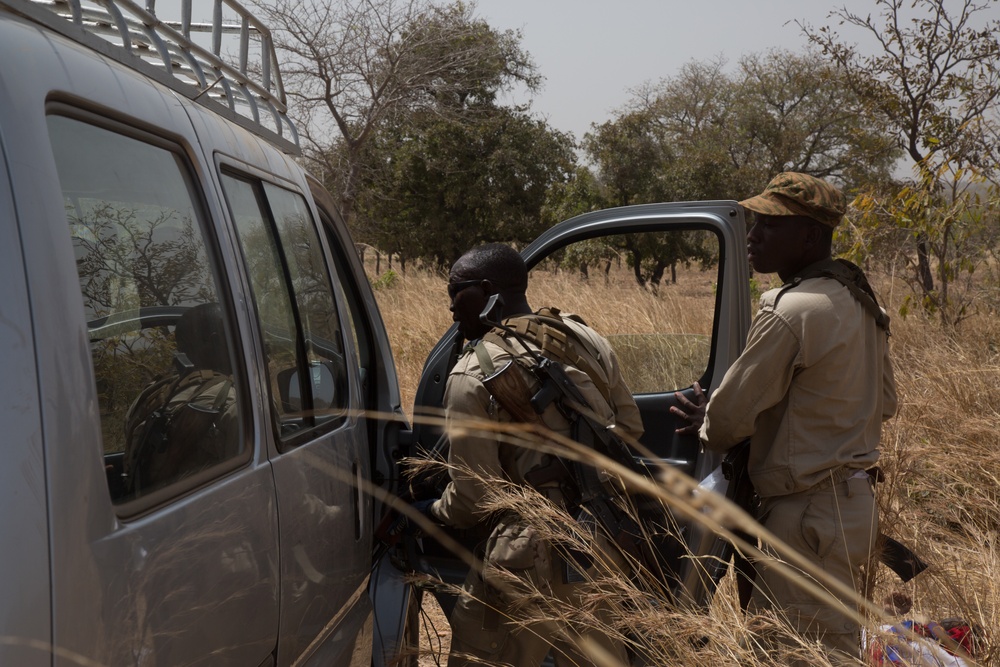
[723,442,929,611]
[721,441,759,611]
[373,432,449,565]
[476,295,670,583]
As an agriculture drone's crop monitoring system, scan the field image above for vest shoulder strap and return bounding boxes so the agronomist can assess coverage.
[483,308,613,406]
[777,258,890,332]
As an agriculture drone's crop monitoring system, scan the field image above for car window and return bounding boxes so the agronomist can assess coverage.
[47,114,247,505]
[528,229,719,393]
[314,203,368,386]
[222,173,349,445]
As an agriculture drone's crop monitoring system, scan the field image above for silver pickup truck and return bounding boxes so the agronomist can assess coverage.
[0,1,751,665]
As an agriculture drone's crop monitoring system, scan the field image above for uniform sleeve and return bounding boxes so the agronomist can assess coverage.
[605,349,644,442]
[429,371,505,529]
[699,309,800,451]
[571,319,644,442]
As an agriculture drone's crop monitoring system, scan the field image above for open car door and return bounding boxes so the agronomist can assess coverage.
[410,201,751,613]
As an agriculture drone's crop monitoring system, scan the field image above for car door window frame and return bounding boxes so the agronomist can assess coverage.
[46,104,253,515]
[523,224,724,395]
[219,168,351,450]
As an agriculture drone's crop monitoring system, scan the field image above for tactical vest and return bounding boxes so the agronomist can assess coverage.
[474,307,613,407]
[471,308,676,582]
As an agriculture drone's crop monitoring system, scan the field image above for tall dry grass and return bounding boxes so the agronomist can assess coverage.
[372,259,717,413]
[369,257,1000,666]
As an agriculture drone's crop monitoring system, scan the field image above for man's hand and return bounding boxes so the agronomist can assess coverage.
[381,498,439,543]
[410,498,437,520]
[670,381,707,435]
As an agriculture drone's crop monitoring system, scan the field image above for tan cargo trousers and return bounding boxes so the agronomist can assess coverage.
[447,517,627,667]
[749,473,878,666]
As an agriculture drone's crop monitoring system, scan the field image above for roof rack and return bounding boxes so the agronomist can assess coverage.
[2,0,300,154]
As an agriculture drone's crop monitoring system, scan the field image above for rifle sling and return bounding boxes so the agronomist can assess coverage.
[777,258,890,331]
[472,342,496,376]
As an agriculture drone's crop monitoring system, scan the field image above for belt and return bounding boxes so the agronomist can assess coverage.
[775,466,867,499]
[811,466,869,492]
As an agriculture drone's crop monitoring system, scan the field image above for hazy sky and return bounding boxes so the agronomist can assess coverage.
[470,1,906,141]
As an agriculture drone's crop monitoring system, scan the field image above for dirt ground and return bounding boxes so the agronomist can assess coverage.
[418,592,452,667]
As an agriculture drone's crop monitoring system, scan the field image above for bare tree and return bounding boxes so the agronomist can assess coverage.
[250,0,538,225]
[803,0,1000,308]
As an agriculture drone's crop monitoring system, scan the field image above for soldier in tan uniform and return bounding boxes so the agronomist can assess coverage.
[419,243,643,666]
[675,173,897,664]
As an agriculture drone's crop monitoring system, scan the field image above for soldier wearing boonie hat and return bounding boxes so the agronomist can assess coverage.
[740,171,848,228]
[671,172,897,665]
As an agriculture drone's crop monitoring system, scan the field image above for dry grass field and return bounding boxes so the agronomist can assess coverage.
[369,256,1000,666]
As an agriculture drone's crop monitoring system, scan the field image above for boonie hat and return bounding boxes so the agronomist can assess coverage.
[739,172,846,228]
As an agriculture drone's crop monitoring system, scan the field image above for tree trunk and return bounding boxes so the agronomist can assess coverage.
[916,237,934,295]
[630,254,645,287]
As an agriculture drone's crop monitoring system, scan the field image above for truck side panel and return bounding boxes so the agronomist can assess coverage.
[1,15,281,665]
[0,78,50,667]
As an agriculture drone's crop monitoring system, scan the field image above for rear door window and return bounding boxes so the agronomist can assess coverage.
[221,173,349,446]
[47,114,248,506]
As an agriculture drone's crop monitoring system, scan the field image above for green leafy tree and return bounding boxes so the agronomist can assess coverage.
[540,165,606,227]
[734,50,899,186]
[851,168,998,325]
[577,50,896,288]
[628,51,897,199]
[355,104,576,269]
[621,231,717,293]
[253,0,539,227]
[583,109,670,207]
[556,238,621,282]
